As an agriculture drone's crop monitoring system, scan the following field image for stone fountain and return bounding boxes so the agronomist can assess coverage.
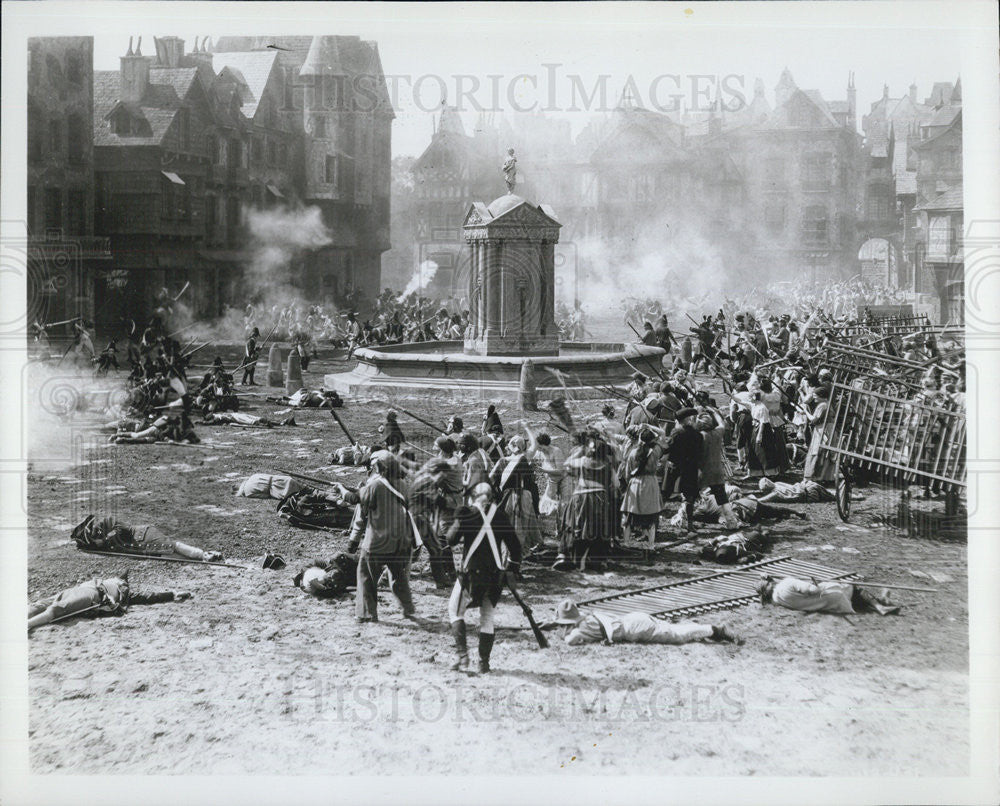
[326,163,664,402]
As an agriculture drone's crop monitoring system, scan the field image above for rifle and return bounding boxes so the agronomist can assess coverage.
[78,549,245,569]
[280,469,338,488]
[395,406,446,435]
[330,408,357,445]
[233,321,278,373]
[622,353,664,382]
[504,573,548,648]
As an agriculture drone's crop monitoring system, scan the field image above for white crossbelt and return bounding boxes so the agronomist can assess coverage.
[376,477,424,548]
[462,503,504,572]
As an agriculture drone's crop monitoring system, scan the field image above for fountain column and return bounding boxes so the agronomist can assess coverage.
[462,193,561,356]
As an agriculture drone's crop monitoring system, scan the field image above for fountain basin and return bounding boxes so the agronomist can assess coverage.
[325,341,666,402]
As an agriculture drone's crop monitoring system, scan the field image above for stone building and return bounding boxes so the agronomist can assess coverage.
[715,70,862,284]
[911,97,963,322]
[406,70,868,307]
[858,78,962,313]
[81,34,392,330]
[27,36,112,333]
[213,35,394,303]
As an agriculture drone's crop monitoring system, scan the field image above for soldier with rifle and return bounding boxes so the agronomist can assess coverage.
[444,482,523,674]
[241,327,261,386]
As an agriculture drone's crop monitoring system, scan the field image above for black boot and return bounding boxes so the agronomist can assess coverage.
[853,588,901,616]
[450,621,469,671]
[477,632,495,674]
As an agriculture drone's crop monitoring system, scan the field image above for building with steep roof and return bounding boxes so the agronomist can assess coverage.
[72,34,394,327]
[914,184,963,323]
[27,36,112,333]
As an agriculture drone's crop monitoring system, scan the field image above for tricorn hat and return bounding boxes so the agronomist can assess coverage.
[554,599,583,625]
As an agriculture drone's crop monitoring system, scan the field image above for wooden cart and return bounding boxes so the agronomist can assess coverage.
[817,381,966,522]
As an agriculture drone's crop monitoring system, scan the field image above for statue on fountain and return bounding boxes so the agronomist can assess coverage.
[502,148,517,193]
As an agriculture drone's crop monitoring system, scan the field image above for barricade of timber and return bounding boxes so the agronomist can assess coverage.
[573,556,855,620]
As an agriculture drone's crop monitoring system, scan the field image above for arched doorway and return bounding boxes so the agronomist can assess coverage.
[857,237,897,288]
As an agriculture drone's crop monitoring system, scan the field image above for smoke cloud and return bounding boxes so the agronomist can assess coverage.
[398,260,439,300]
[176,205,338,342]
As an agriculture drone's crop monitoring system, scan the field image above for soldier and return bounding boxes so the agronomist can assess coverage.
[664,407,703,531]
[344,451,418,623]
[239,327,260,385]
[345,311,364,358]
[444,482,522,673]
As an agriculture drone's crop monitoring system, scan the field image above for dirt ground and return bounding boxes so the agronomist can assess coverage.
[25,349,969,776]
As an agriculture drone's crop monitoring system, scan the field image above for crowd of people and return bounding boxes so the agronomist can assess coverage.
[30,277,962,672]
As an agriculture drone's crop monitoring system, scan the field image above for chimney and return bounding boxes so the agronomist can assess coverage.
[156,36,185,68]
[847,71,856,131]
[909,83,917,104]
[186,36,214,71]
[120,36,150,104]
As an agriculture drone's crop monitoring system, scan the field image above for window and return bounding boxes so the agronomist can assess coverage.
[252,136,263,165]
[27,186,38,233]
[323,76,344,110]
[177,108,190,150]
[229,139,243,169]
[267,139,277,166]
[46,54,64,87]
[49,119,62,156]
[226,197,241,248]
[867,191,890,222]
[801,152,831,190]
[765,201,786,233]
[67,53,84,86]
[278,143,288,166]
[313,116,326,139]
[67,115,86,164]
[928,216,953,261]
[180,186,192,222]
[801,205,828,245]
[325,155,339,185]
[67,189,86,235]
[28,106,44,163]
[44,188,62,232]
[207,135,218,164]
[205,194,217,238]
[161,181,175,220]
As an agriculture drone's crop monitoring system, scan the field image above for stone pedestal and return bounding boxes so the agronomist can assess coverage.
[285,351,303,394]
[267,344,284,387]
[462,194,561,356]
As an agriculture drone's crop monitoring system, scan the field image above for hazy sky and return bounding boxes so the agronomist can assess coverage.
[7,1,975,158]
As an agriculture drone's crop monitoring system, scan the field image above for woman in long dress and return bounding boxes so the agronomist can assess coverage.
[621,427,664,558]
[555,436,618,572]
[524,424,568,518]
[748,376,790,478]
[803,386,835,481]
[489,435,541,552]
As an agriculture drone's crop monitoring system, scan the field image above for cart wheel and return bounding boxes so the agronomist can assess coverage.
[836,460,852,521]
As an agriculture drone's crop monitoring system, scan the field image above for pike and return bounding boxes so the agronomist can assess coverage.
[405,440,434,456]
[181,341,209,359]
[280,469,337,488]
[844,580,939,593]
[233,321,279,374]
[622,353,663,382]
[504,573,548,649]
[625,323,666,379]
[167,321,197,339]
[29,603,103,631]
[172,281,191,302]
[45,316,82,328]
[78,548,246,569]
[330,408,357,445]
[394,406,446,435]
